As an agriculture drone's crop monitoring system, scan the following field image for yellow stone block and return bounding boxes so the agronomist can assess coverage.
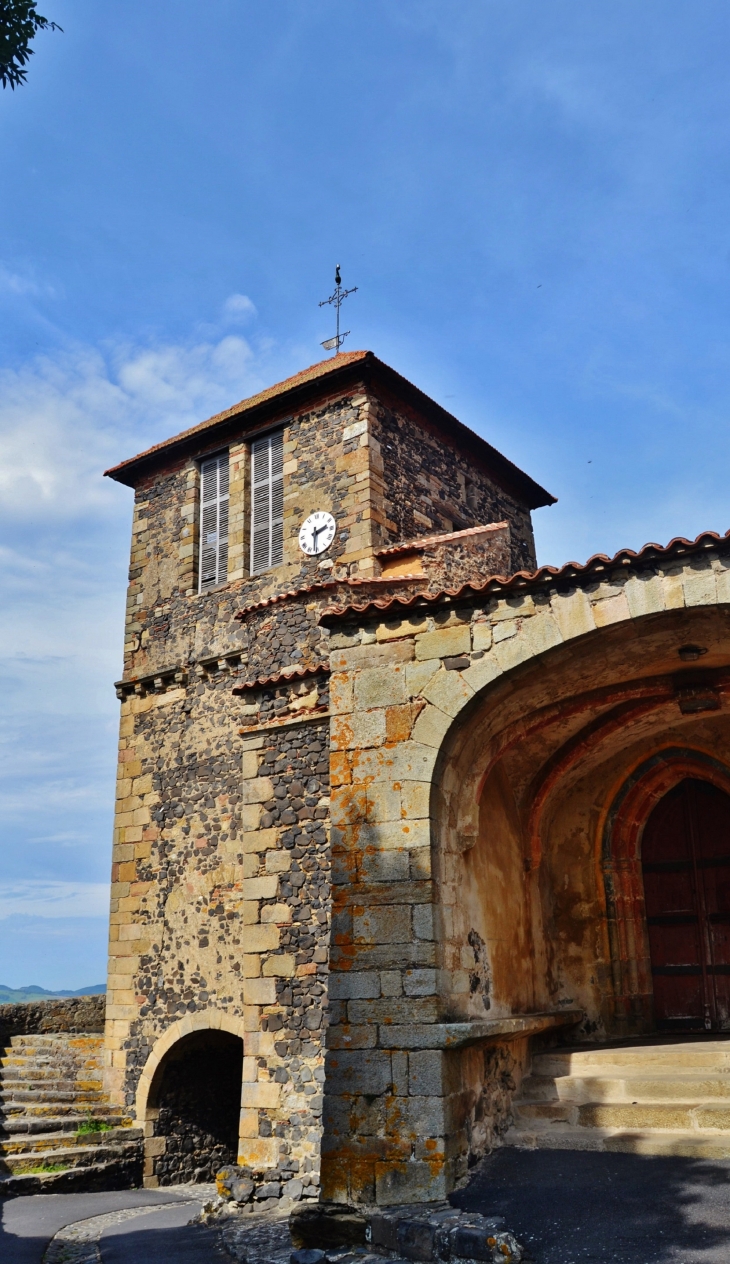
[262,954,295,977]
[415,626,470,661]
[238,1137,278,1168]
[244,923,281,952]
[260,903,292,924]
[241,1081,281,1108]
[239,1109,259,1138]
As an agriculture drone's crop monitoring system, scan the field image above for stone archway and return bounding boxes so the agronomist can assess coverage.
[135,1012,246,1187]
[322,544,730,1203]
[601,747,730,1034]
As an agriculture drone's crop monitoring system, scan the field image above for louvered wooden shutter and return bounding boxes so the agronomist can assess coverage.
[250,431,284,573]
[198,452,229,592]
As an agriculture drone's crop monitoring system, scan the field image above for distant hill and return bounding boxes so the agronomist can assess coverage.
[0,984,106,1005]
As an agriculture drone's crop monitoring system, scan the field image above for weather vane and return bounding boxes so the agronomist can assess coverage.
[319,265,357,355]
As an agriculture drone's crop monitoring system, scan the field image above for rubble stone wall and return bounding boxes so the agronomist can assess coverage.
[373,400,537,572]
[0,994,106,1037]
[106,646,332,1192]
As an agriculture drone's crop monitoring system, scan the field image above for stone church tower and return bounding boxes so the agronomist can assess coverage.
[103,351,553,1200]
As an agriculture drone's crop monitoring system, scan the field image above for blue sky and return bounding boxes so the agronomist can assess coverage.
[2,1,730,988]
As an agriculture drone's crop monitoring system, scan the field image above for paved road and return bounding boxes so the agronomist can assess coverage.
[454,1147,730,1263]
[0,1187,215,1264]
[6,1150,730,1264]
[99,1199,224,1263]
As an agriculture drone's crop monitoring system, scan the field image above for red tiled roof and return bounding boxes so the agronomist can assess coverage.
[234,573,427,620]
[319,529,730,624]
[376,521,508,557]
[232,663,330,694]
[102,351,555,508]
[104,351,370,484]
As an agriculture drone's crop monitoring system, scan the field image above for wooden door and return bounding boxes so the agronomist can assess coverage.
[642,778,730,1031]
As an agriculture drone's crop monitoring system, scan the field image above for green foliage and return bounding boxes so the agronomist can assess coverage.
[77,1116,112,1135]
[24,1161,68,1173]
[0,0,61,90]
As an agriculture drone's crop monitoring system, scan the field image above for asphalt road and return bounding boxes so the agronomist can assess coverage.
[0,1187,216,1264]
[6,1149,730,1264]
[454,1147,730,1263]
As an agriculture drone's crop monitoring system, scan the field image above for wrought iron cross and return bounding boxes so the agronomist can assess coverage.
[319,265,358,355]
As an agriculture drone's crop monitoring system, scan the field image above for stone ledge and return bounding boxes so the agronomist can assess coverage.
[288,1201,524,1264]
[238,711,330,736]
[376,1011,583,1050]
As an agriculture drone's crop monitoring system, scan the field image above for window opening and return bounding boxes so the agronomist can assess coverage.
[199,452,229,592]
[251,431,284,573]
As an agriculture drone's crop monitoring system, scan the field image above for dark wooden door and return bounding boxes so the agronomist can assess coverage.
[642,778,730,1031]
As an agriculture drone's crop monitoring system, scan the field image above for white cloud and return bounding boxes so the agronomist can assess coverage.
[0,881,110,920]
[0,263,54,298]
[222,293,257,323]
[0,330,273,523]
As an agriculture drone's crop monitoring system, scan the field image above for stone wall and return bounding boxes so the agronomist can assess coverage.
[106,647,332,1195]
[373,399,537,573]
[320,535,730,1203]
[118,385,536,691]
[105,362,545,1200]
[0,994,105,1038]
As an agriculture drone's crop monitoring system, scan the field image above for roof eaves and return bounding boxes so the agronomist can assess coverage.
[232,662,330,694]
[376,521,509,557]
[367,359,556,511]
[104,350,372,486]
[319,529,730,625]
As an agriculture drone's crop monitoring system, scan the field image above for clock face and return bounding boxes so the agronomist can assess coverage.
[299,511,337,557]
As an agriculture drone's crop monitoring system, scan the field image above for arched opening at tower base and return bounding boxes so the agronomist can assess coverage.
[146,1029,243,1185]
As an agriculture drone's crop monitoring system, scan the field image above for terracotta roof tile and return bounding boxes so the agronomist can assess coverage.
[376,521,509,557]
[319,529,730,623]
[233,574,427,620]
[232,663,330,694]
[104,351,370,483]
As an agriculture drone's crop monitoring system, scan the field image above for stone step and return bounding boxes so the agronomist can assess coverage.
[0,1114,131,1136]
[0,1154,142,1195]
[521,1072,730,1104]
[1,1085,106,1103]
[1,1070,102,1082]
[0,1133,143,1176]
[1,1048,103,1063]
[502,1123,730,1158]
[8,1033,103,1045]
[534,1041,730,1077]
[0,1063,102,1083]
[514,1099,730,1131]
[1,1098,109,1117]
[0,1124,141,1158]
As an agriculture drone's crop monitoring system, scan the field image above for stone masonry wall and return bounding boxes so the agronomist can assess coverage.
[0,995,106,1038]
[106,639,331,1196]
[320,541,730,1204]
[106,366,542,1201]
[121,392,374,687]
[372,400,537,573]
[119,385,537,690]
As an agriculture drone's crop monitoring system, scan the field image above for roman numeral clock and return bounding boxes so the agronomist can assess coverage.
[299,511,336,557]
